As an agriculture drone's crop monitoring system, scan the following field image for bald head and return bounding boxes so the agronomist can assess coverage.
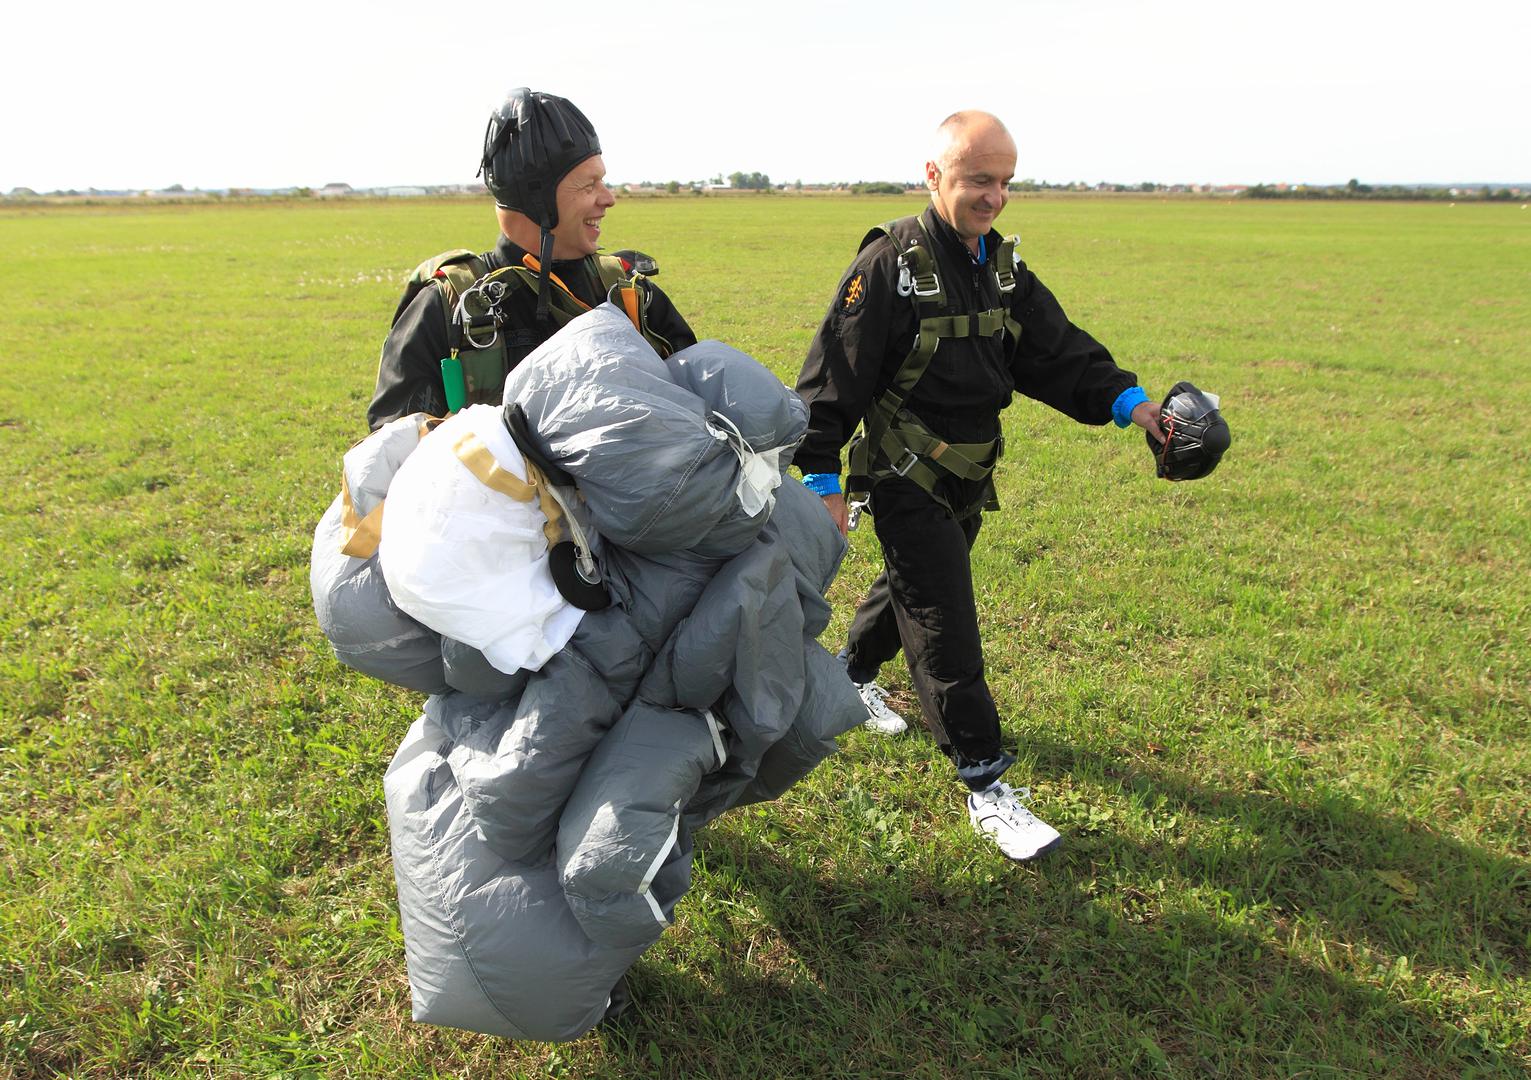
[932,111,1015,172]
[926,110,1017,250]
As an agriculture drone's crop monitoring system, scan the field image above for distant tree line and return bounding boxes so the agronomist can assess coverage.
[728,171,773,191]
[1245,179,1522,201]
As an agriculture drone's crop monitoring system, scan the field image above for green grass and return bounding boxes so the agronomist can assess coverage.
[1,194,1527,1078]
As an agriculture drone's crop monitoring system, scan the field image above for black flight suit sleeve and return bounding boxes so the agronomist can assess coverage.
[367,285,451,431]
[791,239,910,475]
[1007,258,1137,424]
[640,280,699,353]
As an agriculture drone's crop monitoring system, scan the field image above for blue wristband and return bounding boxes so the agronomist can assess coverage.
[801,473,842,496]
[1112,385,1150,428]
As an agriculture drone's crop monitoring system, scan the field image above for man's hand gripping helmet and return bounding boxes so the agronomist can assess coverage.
[1146,381,1231,481]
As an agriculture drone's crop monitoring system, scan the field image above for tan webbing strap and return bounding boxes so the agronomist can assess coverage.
[336,416,442,559]
[338,474,385,559]
[519,254,592,312]
[452,431,537,501]
[520,459,566,549]
[452,431,566,549]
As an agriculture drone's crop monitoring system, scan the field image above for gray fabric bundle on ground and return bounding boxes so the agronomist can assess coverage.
[378,305,864,1041]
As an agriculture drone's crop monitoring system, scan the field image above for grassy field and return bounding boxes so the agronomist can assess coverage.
[1,193,1527,1078]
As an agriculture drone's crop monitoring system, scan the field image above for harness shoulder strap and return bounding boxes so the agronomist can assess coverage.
[611,275,677,358]
[391,248,487,328]
[593,253,629,295]
[995,234,1023,340]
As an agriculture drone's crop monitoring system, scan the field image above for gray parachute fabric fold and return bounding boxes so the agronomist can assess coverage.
[370,304,866,1040]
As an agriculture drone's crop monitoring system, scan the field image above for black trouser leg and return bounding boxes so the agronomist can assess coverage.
[843,568,901,684]
[844,478,1013,789]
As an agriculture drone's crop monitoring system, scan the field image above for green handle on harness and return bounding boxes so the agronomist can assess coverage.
[440,356,466,413]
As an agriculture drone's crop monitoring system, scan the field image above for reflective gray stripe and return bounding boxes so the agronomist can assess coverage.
[635,800,682,930]
[703,708,726,768]
[641,889,666,926]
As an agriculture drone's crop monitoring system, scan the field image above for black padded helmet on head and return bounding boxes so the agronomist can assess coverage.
[479,88,601,231]
[478,89,603,322]
[1146,381,1231,481]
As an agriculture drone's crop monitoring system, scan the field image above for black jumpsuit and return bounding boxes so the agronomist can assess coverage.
[793,206,1139,790]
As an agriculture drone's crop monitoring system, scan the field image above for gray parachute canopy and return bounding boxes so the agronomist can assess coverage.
[372,305,863,1040]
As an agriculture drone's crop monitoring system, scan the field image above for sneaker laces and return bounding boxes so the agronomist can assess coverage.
[978,782,1040,824]
[857,681,896,715]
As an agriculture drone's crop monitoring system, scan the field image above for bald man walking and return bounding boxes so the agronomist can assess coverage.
[793,111,1163,861]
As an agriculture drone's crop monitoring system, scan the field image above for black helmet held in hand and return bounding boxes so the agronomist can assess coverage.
[1147,381,1230,481]
[479,89,601,231]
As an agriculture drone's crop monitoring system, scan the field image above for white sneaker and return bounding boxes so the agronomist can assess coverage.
[967,783,1061,862]
[853,680,908,735]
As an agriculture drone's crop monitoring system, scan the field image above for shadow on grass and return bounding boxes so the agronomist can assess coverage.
[612,738,1530,1078]
[1024,733,1530,978]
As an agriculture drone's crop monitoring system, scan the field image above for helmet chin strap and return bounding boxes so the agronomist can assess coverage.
[535,228,557,323]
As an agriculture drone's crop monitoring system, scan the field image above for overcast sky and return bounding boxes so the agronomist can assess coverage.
[3,0,1527,192]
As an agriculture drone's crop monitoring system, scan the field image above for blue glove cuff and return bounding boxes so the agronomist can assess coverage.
[801,473,842,496]
[1112,385,1150,428]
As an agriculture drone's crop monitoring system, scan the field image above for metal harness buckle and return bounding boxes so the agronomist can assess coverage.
[846,494,869,532]
[458,279,507,349]
[890,450,920,477]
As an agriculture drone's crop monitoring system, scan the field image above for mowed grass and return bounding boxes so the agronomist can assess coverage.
[0,193,1527,1078]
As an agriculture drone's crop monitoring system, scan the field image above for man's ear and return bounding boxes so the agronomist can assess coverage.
[924,160,941,192]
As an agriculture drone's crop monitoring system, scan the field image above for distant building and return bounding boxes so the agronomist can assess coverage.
[317,183,354,198]
[383,186,427,198]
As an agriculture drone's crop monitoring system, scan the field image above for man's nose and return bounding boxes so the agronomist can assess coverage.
[597,183,616,208]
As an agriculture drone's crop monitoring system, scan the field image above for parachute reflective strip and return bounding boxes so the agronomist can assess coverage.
[641,889,667,927]
[703,708,726,768]
[636,801,683,926]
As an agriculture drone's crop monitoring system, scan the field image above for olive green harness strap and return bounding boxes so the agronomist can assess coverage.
[593,254,628,295]
[868,404,1002,484]
[456,257,674,357]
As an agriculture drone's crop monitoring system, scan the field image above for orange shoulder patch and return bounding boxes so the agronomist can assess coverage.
[841,271,867,314]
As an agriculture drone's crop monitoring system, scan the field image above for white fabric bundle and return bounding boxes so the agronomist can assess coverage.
[379,405,584,675]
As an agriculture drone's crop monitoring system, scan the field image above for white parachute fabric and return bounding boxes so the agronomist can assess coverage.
[378,404,584,675]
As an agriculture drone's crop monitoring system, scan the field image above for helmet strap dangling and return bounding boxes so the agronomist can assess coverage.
[535,228,556,324]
